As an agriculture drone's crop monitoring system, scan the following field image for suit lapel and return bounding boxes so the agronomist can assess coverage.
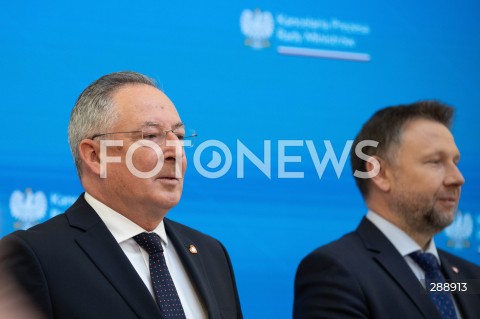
[164,219,220,318]
[357,218,442,319]
[440,253,475,319]
[66,196,160,319]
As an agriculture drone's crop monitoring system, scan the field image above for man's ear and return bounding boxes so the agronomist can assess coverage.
[367,156,392,193]
[79,139,101,176]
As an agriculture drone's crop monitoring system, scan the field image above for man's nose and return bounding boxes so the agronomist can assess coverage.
[445,162,465,187]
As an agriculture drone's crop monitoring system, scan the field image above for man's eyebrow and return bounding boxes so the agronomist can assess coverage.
[142,121,160,127]
[141,121,184,129]
[422,149,461,160]
[172,121,184,129]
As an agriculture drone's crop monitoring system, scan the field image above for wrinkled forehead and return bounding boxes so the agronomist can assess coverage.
[112,84,181,128]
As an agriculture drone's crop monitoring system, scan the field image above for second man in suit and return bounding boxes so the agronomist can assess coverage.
[294,101,480,318]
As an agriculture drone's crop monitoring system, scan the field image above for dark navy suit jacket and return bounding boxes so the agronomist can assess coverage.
[294,218,480,319]
[0,195,243,319]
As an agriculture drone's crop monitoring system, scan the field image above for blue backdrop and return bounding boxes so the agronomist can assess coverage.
[1,1,479,317]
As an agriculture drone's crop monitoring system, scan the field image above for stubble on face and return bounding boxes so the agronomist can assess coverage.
[375,119,464,247]
[391,185,458,237]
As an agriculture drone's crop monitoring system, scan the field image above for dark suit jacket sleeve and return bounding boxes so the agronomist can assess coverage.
[0,232,53,318]
[218,240,243,319]
[293,250,369,319]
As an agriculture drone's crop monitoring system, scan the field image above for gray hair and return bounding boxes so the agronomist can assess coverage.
[68,71,157,176]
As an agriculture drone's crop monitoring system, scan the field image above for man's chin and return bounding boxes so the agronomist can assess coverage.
[429,207,457,229]
[154,192,182,209]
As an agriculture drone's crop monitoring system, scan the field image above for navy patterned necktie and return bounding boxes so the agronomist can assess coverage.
[409,251,458,319]
[134,232,186,318]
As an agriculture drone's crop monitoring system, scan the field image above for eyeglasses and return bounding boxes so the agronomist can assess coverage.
[90,124,197,148]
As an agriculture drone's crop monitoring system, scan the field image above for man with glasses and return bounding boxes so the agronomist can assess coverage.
[0,71,243,319]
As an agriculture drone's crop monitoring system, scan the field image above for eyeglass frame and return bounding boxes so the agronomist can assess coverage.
[89,122,197,148]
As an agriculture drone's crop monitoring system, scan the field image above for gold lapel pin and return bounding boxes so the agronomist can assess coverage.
[189,244,198,254]
[451,266,459,274]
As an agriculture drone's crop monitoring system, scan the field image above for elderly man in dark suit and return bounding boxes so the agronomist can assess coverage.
[0,71,243,319]
[294,101,480,319]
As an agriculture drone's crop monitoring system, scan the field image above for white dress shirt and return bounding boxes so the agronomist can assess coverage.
[366,210,462,318]
[84,193,207,319]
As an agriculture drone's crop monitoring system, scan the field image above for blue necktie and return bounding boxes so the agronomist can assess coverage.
[134,232,186,318]
[409,251,458,319]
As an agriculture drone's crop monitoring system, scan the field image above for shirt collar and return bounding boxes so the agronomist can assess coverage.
[366,210,440,263]
[84,192,168,246]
